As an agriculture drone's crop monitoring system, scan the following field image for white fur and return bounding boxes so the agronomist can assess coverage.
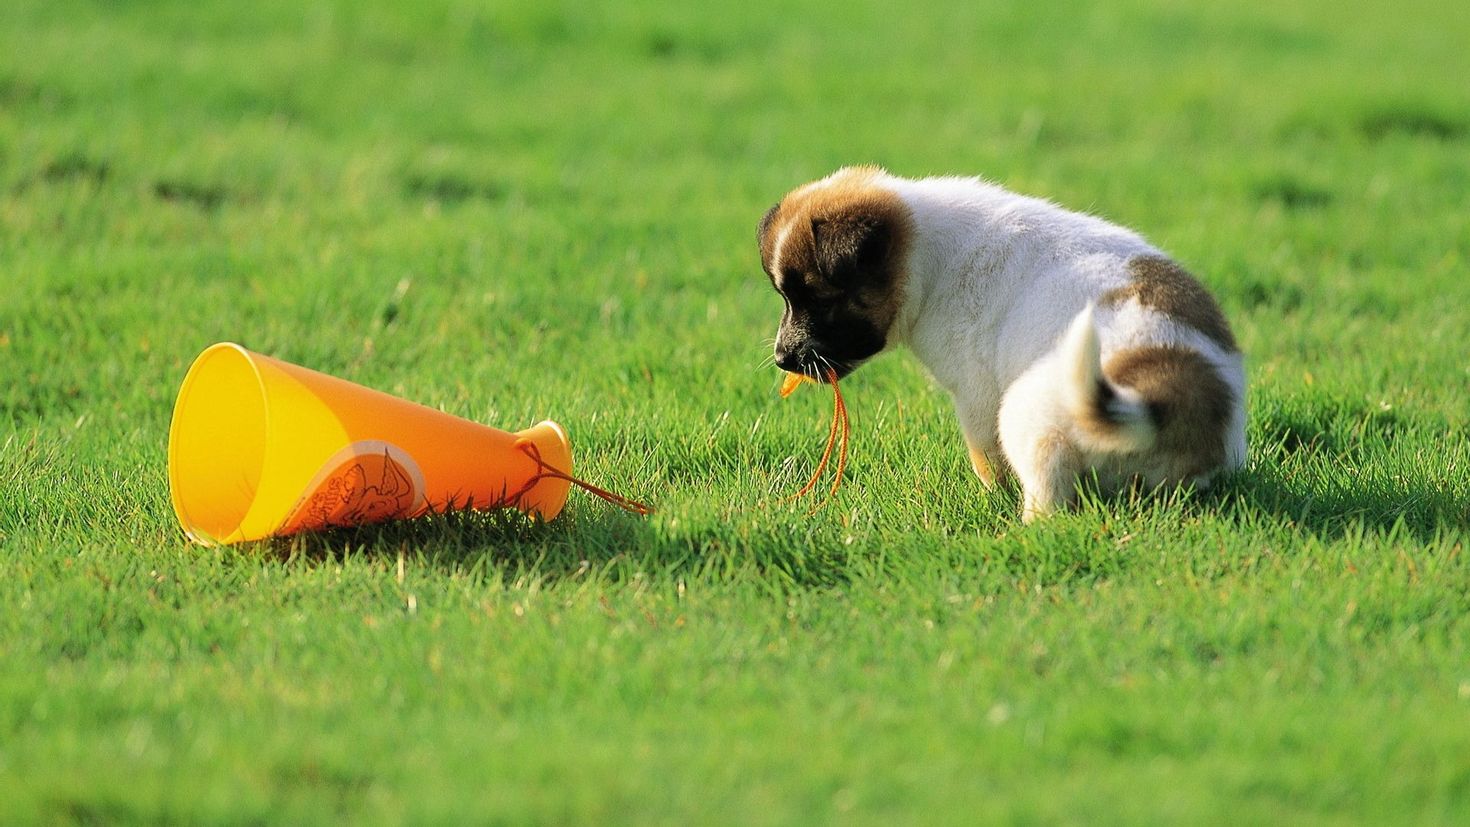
[845,170,1246,521]
[770,222,795,290]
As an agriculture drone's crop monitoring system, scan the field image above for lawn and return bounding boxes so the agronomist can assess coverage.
[3,0,1469,823]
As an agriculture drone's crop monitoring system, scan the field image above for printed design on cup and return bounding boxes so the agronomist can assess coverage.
[279,441,427,534]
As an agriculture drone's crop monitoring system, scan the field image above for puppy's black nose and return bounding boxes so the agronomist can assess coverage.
[774,348,804,373]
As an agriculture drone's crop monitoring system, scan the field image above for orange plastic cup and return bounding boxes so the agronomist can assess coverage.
[167,343,573,545]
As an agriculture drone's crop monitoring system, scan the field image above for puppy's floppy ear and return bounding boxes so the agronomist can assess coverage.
[811,212,892,286]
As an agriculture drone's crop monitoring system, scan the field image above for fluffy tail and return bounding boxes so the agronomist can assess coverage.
[1058,304,1156,454]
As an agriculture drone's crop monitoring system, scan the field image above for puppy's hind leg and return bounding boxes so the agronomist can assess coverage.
[999,367,1086,523]
[956,403,1008,489]
[1015,431,1084,523]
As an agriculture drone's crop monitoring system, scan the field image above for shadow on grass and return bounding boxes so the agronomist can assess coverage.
[258,499,868,588]
[254,468,1466,590]
[1210,400,1468,542]
[264,505,622,566]
[1211,470,1467,543]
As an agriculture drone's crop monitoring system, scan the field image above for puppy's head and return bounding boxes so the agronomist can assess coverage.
[758,167,912,381]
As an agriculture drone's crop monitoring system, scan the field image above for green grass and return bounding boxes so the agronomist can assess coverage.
[4,0,1470,822]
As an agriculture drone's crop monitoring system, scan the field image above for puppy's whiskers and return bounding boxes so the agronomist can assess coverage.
[752,339,781,372]
[814,353,838,380]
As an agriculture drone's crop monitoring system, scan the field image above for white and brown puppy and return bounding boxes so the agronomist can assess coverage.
[758,166,1245,521]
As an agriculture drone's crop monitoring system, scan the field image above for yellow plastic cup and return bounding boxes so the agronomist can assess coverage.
[167,343,572,545]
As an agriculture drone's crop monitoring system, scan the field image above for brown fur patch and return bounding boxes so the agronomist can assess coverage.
[757,167,913,334]
[1102,256,1238,352]
[1103,346,1234,479]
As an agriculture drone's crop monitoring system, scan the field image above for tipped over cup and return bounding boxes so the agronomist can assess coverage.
[167,343,573,545]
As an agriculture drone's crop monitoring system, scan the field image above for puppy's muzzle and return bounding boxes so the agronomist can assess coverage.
[774,345,857,381]
[774,347,807,374]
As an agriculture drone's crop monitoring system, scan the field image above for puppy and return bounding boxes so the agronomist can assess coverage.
[758,166,1245,521]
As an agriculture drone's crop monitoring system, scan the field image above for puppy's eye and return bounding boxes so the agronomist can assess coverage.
[810,283,843,302]
[791,272,841,299]
[780,272,810,297]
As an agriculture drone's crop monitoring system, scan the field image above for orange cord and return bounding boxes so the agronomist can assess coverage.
[501,441,654,516]
[494,368,857,519]
[828,375,849,500]
[783,367,850,510]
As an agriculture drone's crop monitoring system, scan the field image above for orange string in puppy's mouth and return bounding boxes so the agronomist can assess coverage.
[780,368,849,510]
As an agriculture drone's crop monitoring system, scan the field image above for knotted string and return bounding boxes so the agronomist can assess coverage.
[502,440,654,516]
